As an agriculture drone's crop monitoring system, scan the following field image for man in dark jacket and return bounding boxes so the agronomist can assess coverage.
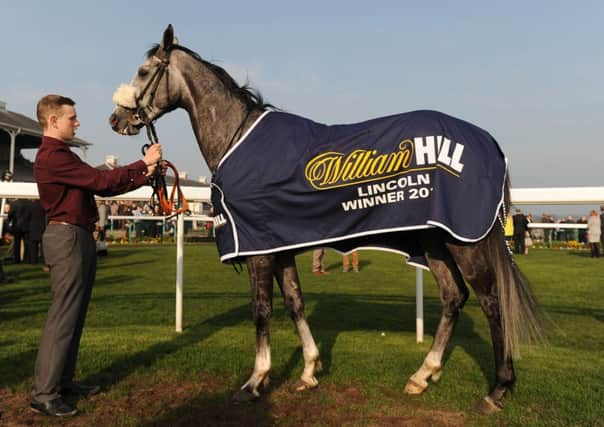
[7,198,32,263]
[512,208,528,255]
[26,199,47,264]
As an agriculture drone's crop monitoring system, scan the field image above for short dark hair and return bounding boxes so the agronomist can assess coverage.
[36,94,76,129]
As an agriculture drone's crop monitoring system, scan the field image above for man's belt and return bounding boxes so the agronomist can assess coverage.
[48,220,95,233]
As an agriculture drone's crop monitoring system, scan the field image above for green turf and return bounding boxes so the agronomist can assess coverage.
[0,244,602,425]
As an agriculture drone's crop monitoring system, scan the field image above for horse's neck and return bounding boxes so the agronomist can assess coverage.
[179,62,260,174]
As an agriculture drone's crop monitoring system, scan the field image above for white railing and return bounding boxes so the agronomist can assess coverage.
[2,182,603,339]
[0,181,210,333]
[510,187,604,205]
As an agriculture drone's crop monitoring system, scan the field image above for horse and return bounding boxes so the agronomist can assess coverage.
[109,25,544,413]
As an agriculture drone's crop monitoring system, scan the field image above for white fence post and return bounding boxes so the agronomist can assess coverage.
[415,267,424,343]
[175,212,185,333]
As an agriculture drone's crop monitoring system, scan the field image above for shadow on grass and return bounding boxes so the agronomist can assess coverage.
[141,392,275,427]
[85,303,252,389]
[566,251,599,258]
[268,292,495,393]
[324,259,372,273]
[97,259,159,272]
[0,349,38,388]
[93,274,144,287]
[0,285,48,309]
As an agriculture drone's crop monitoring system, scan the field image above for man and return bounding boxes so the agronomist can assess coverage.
[312,248,330,275]
[512,208,528,255]
[96,200,108,241]
[26,199,47,264]
[132,202,143,239]
[600,206,604,249]
[7,198,31,263]
[31,94,162,417]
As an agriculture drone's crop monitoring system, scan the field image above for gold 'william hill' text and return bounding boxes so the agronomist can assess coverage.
[304,140,414,190]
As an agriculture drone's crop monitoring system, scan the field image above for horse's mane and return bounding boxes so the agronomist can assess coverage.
[146,44,273,112]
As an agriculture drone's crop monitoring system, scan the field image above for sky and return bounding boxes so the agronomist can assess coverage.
[1,1,603,215]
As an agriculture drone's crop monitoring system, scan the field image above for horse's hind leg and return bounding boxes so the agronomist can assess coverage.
[446,239,515,413]
[274,252,321,391]
[234,255,276,402]
[405,236,469,395]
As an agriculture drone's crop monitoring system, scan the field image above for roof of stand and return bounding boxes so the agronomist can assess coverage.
[0,101,91,148]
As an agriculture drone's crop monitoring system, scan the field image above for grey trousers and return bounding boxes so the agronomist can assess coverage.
[312,248,325,272]
[32,223,96,402]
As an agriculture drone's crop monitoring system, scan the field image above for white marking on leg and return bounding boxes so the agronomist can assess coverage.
[405,350,444,393]
[242,337,271,396]
[296,319,320,387]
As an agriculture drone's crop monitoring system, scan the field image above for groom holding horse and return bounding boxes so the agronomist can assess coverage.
[30,94,162,417]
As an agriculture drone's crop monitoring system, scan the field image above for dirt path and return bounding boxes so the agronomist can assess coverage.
[0,374,465,426]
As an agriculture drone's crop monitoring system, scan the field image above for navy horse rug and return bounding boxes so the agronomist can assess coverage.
[211,110,507,268]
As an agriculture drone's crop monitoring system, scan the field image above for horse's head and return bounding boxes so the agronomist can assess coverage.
[109,24,180,135]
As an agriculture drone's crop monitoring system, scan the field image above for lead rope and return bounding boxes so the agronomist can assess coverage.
[141,121,190,219]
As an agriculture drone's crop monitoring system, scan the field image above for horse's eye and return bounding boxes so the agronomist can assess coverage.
[138,67,149,77]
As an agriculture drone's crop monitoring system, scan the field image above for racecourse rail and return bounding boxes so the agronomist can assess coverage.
[1,182,603,340]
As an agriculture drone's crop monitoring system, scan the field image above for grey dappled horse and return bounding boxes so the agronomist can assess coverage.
[109,25,544,413]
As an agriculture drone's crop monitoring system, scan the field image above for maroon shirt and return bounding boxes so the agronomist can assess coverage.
[34,136,149,228]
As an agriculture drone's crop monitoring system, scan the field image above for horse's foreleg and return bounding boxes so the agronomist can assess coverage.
[405,241,469,395]
[275,253,321,391]
[234,255,276,402]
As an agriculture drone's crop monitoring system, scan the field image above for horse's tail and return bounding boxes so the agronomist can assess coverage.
[490,177,546,359]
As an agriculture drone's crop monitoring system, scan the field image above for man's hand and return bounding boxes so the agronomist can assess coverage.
[143,144,162,176]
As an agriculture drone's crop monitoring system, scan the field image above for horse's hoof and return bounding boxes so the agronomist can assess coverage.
[477,396,503,414]
[404,378,427,395]
[232,388,257,403]
[293,378,318,392]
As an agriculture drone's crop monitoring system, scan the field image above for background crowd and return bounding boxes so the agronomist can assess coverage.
[2,200,603,275]
[506,206,603,257]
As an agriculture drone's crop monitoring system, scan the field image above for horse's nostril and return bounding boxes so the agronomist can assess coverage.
[109,114,118,127]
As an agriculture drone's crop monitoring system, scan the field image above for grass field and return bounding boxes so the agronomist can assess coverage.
[0,244,602,426]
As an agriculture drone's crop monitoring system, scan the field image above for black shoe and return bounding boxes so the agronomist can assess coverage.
[61,382,101,398]
[30,397,78,417]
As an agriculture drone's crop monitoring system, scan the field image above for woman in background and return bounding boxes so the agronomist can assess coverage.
[587,210,601,258]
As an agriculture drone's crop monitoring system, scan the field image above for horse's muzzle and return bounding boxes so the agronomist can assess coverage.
[109,112,142,135]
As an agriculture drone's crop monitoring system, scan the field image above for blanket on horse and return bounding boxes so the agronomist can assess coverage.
[211,110,507,267]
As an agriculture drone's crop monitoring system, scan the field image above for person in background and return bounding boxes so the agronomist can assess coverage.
[342,250,359,272]
[110,200,119,230]
[504,213,514,245]
[564,215,576,241]
[0,171,13,282]
[96,200,108,241]
[587,210,601,258]
[312,248,330,275]
[577,216,588,244]
[600,206,604,250]
[30,94,162,417]
[512,208,528,255]
[7,198,31,263]
[540,213,553,248]
[26,199,47,265]
[131,202,143,239]
[524,214,534,255]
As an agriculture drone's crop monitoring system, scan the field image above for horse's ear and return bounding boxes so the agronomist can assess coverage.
[161,24,175,50]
